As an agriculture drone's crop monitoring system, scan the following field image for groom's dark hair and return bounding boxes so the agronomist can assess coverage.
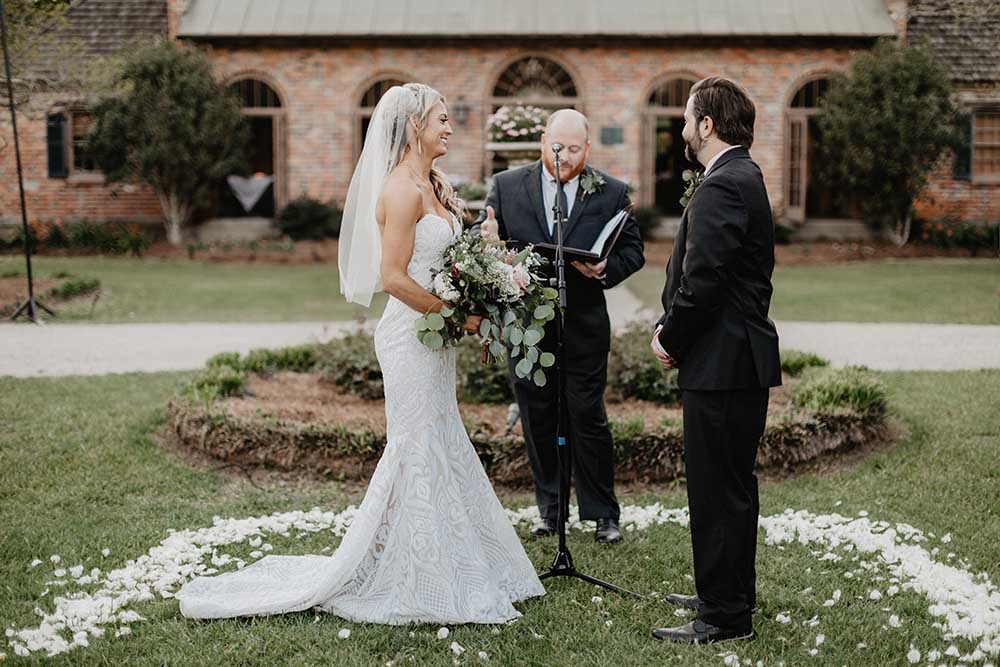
[690,77,756,149]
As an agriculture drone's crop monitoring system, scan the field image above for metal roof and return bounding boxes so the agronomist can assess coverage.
[177,0,897,39]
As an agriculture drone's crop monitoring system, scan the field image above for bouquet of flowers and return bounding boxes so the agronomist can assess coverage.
[415,230,560,387]
[486,105,551,143]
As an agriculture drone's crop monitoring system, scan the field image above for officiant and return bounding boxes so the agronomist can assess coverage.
[473,109,645,544]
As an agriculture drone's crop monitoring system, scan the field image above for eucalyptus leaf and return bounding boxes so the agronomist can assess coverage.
[523,328,543,347]
[515,358,533,378]
[539,352,556,368]
[503,309,517,326]
[423,331,444,349]
[415,317,430,332]
[542,287,558,300]
[514,248,531,265]
[479,318,491,338]
[489,340,504,359]
[510,328,524,347]
[426,312,445,331]
[534,305,553,320]
[526,346,539,363]
[511,345,521,358]
[440,305,454,318]
[533,369,547,387]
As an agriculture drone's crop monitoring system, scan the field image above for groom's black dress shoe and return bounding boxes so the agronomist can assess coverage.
[530,517,557,537]
[651,619,754,644]
[595,518,623,544]
[663,592,702,610]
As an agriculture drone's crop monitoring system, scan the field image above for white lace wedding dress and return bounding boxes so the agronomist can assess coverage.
[176,213,545,624]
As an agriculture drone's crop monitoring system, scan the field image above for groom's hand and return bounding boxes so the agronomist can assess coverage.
[462,313,485,334]
[481,206,500,241]
[571,259,608,280]
[650,326,676,370]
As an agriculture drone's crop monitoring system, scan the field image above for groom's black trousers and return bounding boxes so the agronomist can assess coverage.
[510,350,620,522]
[682,387,769,631]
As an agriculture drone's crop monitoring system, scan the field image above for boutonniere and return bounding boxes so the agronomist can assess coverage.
[679,169,705,208]
[579,170,606,199]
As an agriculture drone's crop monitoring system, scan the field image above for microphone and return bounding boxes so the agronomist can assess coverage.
[551,143,563,153]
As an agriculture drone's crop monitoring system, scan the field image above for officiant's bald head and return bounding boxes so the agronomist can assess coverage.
[541,109,591,182]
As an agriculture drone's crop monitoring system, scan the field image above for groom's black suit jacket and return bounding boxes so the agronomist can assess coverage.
[473,160,645,358]
[656,146,781,390]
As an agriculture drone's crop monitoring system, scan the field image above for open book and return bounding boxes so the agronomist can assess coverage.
[534,204,633,263]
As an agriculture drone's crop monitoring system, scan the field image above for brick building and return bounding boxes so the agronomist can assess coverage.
[2,0,997,240]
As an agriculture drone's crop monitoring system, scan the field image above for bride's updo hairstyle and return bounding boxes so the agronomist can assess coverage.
[391,83,465,219]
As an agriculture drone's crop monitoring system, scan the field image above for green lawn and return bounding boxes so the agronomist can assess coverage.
[2,369,998,665]
[629,258,1000,324]
[0,256,386,323]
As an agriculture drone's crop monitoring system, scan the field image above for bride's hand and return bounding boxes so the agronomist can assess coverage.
[462,314,485,334]
[481,206,500,241]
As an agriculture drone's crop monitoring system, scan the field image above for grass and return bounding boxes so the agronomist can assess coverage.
[628,258,1000,324]
[0,256,386,323]
[1,369,998,665]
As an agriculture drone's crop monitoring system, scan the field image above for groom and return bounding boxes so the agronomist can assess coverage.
[650,78,781,643]
[474,109,645,544]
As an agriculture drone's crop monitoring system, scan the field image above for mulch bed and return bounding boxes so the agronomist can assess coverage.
[167,371,889,487]
[0,275,99,317]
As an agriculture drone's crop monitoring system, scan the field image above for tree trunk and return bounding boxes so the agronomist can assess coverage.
[890,208,913,247]
[157,191,190,247]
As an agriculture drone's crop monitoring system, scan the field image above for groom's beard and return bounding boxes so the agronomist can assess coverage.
[684,134,703,165]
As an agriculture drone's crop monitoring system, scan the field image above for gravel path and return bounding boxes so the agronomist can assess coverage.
[2,287,998,377]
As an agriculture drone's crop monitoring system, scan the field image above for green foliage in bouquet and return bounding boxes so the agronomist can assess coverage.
[415,230,560,387]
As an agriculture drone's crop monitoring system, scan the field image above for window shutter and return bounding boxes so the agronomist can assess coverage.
[952,112,972,181]
[46,113,68,178]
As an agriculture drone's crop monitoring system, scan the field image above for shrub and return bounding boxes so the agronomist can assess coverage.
[781,349,829,377]
[47,277,100,300]
[456,337,513,404]
[607,322,680,403]
[917,218,998,256]
[183,366,247,403]
[791,366,887,414]
[634,207,661,241]
[315,331,384,399]
[241,345,317,374]
[206,351,242,371]
[277,195,343,240]
[457,181,488,202]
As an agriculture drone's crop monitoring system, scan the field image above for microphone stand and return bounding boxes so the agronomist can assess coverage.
[538,145,643,600]
[1,0,53,323]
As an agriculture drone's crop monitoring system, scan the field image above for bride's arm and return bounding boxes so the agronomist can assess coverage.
[378,181,447,315]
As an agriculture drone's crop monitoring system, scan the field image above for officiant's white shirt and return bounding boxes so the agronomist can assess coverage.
[542,163,579,236]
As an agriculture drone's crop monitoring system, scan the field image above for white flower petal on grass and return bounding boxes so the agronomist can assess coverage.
[775,613,792,624]
[869,589,883,601]
[888,615,902,628]
[101,548,110,558]
[815,634,825,646]
[50,555,60,564]
[337,628,350,639]
[907,647,921,663]
[53,569,66,578]
[721,653,740,667]
[591,596,603,604]
[69,566,84,578]
[437,627,450,640]
[941,533,952,544]
[945,645,961,657]
[807,648,819,656]
[248,536,262,547]
[605,620,613,627]
[30,559,42,568]
[449,641,465,655]
[249,550,263,559]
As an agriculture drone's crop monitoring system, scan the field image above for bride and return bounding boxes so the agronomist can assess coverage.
[176,83,545,624]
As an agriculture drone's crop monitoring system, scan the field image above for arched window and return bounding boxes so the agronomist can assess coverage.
[357,78,406,155]
[492,56,577,103]
[221,77,287,216]
[641,77,698,214]
[228,78,282,108]
[786,77,847,222]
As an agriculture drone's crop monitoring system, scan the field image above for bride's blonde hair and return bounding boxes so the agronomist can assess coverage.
[394,83,466,220]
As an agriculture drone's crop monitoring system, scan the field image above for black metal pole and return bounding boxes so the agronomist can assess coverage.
[538,145,644,600]
[1,0,53,322]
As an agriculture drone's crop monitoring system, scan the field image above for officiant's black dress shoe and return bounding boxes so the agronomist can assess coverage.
[663,593,760,614]
[595,518,623,544]
[651,619,754,645]
[530,517,557,537]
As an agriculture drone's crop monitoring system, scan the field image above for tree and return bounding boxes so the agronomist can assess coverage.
[816,38,958,245]
[88,39,248,245]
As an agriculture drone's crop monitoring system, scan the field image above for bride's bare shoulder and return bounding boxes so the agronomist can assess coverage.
[378,172,423,225]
